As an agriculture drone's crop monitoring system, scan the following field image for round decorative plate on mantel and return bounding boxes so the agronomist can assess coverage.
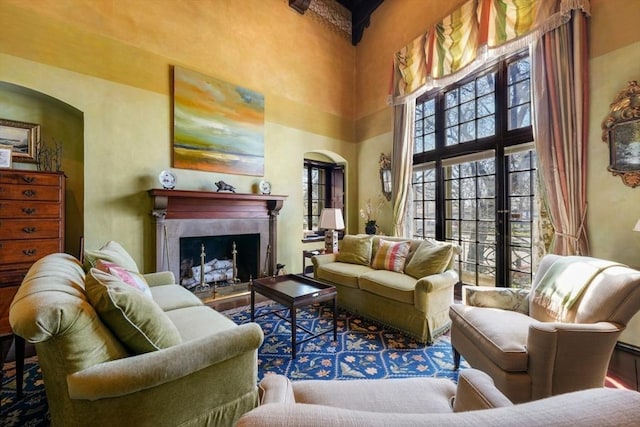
[159,170,176,189]
[259,179,272,195]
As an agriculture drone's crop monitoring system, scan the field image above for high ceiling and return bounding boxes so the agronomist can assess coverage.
[289,0,385,45]
[335,0,384,45]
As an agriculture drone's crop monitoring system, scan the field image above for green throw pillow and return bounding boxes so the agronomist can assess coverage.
[85,268,182,354]
[404,240,454,279]
[336,235,374,266]
[84,240,139,273]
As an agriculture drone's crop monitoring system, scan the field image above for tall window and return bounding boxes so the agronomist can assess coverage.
[411,51,535,289]
[303,160,344,232]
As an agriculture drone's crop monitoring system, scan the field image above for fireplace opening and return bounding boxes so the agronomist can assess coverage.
[179,233,259,292]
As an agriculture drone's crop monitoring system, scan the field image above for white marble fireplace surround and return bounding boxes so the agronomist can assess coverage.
[148,189,286,288]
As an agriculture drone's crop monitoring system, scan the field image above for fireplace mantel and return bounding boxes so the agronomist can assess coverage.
[148,189,287,283]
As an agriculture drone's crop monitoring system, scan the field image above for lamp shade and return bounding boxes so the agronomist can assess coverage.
[319,208,345,230]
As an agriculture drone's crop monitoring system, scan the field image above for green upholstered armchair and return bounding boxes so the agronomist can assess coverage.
[10,248,263,427]
[450,254,640,403]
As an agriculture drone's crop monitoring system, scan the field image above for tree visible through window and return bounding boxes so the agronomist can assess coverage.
[410,52,535,289]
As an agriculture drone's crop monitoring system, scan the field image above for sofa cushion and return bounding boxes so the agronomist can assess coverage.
[165,305,237,341]
[449,303,533,372]
[85,268,182,353]
[336,235,374,266]
[84,240,140,273]
[358,270,417,305]
[316,262,374,289]
[405,240,454,279]
[95,260,152,298]
[150,284,204,312]
[371,239,411,273]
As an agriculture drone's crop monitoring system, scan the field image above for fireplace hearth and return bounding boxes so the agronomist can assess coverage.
[149,189,286,300]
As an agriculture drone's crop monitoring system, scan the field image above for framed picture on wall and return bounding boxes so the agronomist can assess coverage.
[0,144,12,168]
[0,118,40,163]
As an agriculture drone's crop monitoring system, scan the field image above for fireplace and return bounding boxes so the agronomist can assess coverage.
[149,189,286,299]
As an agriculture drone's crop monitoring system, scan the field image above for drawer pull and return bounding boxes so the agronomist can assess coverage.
[21,176,36,183]
[23,190,37,197]
[22,207,36,215]
[23,249,37,256]
[22,227,37,234]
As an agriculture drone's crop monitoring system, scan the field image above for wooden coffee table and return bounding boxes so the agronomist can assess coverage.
[251,274,337,359]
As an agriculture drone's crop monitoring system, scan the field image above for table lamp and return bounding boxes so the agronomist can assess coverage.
[319,208,345,254]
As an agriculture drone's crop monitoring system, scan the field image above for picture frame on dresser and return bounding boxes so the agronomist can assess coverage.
[0,144,11,168]
[0,118,40,163]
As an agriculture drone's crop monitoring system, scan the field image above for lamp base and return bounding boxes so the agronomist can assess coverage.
[324,229,339,254]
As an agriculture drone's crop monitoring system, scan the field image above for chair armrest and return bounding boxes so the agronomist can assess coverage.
[142,271,176,287]
[311,253,337,267]
[527,321,623,399]
[452,369,513,412]
[67,323,263,400]
[463,285,529,314]
[414,270,458,312]
[258,374,296,404]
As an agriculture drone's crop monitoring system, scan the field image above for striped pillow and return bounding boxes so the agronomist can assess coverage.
[371,239,411,272]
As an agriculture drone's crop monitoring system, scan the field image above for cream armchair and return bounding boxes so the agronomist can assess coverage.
[236,368,640,426]
[450,254,640,403]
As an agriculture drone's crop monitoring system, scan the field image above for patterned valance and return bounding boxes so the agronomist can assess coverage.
[392,0,590,104]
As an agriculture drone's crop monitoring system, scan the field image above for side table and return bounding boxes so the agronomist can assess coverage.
[1,286,24,400]
[302,249,324,275]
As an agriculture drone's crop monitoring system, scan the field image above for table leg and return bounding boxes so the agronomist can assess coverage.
[15,335,24,399]
[250,287,255,322]
[332,296,337,341]
[291,307,297,359]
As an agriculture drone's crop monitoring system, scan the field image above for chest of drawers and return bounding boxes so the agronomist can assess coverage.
[0,170,65,286]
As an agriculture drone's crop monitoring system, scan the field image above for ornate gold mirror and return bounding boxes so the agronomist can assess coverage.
[379,153,392,201]
[602,81,640,187]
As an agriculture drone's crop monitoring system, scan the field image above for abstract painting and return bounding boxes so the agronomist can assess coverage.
[173,66,264,175]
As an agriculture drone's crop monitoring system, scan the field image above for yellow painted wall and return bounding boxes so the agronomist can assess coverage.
[0,0,359,276]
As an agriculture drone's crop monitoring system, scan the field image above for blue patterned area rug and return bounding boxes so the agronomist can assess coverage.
[1,357,49,426]
[227,302,467,382]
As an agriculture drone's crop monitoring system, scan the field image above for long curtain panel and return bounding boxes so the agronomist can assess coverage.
[532,10,590,255]
[391,101,415,237]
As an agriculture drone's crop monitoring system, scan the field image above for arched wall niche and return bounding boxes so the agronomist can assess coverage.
[303,149,351,231]
[0,81,84,257]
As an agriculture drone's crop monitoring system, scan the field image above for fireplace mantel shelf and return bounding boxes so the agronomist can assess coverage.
[149,189,287,220]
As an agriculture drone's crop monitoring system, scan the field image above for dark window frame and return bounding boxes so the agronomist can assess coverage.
[303,159,345,236]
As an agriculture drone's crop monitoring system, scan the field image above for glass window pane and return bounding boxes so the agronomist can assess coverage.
[424,133,435,151]
[477,158,495,175]
[478,199,494,220]
[446,108,459,127]
[414,136,424,154]
[462,200,476,219]
[477,94,495,117]
[508,80,530,107]
[477,116,495,138]
[476,72,495,96]
[460,121,475,143]
[445,89,459,108]
[446,126,459,145]
[446,200,459,219]
[460,101,475,122]
[508,57,530,84]
[424,99,435,116]
[510,172,531,195]
[478,175,495,197]
[425,115,435,133]
[508,105,531,130]
[460,178,476,198]
[509,151,532,171]
[460,162,476,177]
[460,81,475,103]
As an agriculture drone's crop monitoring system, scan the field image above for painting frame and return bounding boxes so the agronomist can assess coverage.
[0,144,12,168]
[172,66,265,176]
[0,118,40,163]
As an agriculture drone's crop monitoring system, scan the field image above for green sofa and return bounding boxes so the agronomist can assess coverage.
[312,235,459,343]
[9,242,264,427]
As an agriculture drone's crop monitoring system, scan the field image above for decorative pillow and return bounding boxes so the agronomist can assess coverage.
[84,241,139,273]
[336,235,374,266]
[95,259,152,298]
[404,240,454,279]
[464,286,530,314]
[85,268,182,353]
[371,239,411,272]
